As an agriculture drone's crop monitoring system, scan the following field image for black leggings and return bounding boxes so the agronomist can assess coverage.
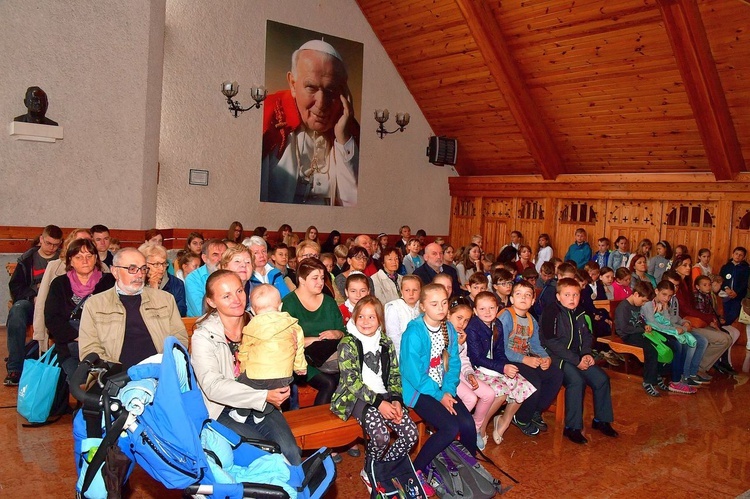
[412,394,476,471]
[308,372,340,406]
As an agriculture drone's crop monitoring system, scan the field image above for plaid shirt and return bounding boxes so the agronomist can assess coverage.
[694,290,717,318]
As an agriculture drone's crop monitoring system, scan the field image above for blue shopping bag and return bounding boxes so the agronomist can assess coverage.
[17,345,62,423]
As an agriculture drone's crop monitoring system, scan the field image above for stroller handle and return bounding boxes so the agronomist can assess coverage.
[69,353,131,406]
[69,353,101,404]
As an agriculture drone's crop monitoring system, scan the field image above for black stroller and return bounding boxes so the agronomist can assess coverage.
[71,337,335,498]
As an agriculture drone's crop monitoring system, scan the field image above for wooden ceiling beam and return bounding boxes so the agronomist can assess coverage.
[656,0,744,181]
[455,0,564,180]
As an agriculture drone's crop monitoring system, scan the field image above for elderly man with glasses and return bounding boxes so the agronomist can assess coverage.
[5,225,63,386]
[79,247,187,369]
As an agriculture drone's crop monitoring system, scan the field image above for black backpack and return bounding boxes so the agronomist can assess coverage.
[363,453,427,499]
[426,441,507,498]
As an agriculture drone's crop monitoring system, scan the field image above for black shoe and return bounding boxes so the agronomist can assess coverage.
[592,419,619,438]
[713,363,731,375]
[563,428,588,445]
[531,411,548,432]
[512,415,540,436]
[719,360,738,375]
[3,371,20,387]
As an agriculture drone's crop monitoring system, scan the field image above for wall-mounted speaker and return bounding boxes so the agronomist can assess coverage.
[427,136,458,166]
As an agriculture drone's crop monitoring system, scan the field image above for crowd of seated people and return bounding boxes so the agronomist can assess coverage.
[5,221,749,494]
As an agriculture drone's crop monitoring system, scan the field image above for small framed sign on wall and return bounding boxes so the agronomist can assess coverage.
[189,169,209,186]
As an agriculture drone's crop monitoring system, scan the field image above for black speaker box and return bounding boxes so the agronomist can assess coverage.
[426,136,458,166]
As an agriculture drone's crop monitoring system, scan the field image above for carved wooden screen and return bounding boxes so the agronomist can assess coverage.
[605,200,662,251]
[481,198,514,257]
[516,199,548,249]
[730,202,750,255]
[662,202,717,257]
[449,197,480,249]
[555,200,605,251]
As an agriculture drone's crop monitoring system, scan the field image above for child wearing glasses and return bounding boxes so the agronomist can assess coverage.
[491,268,514,310]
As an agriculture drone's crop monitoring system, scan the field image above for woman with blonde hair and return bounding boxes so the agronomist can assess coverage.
[191,270,301,465]
[218,245,255,310]
[139,243,187,317]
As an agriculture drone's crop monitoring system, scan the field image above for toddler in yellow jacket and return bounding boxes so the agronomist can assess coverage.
[236,284,306,421]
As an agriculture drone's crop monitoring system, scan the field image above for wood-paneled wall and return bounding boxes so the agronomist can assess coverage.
[449,173,750,264]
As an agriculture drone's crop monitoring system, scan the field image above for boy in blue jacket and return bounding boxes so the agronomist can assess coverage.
[564,228,593,269]
[540,278,618,444]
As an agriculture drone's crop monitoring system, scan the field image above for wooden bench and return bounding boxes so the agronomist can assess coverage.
[283,403,425,452]
[596,335,644,374]
[592,299,645,374]
[182,316,198,351]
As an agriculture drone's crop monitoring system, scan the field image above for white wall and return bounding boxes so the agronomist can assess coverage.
[157,0,454,235]
[0,0,165,229]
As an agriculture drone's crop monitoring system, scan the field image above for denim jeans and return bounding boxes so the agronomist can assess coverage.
[683,333,708,377]
[6,299,33,373]
[665,337,687,382]
[61,342,80,381]
[217,406,302,465]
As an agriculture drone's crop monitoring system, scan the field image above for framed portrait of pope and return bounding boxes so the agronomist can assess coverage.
[261,21,364,207]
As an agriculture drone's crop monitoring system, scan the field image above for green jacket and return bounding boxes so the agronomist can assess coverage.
[330,333,403,421]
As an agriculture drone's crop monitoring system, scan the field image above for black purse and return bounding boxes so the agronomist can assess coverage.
[304,339,340,371]
[68,294,91,332]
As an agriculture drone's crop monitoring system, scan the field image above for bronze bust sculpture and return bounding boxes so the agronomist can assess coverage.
[14,87,58,126]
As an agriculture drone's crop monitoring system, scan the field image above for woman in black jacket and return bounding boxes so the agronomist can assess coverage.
[45,238,114,378]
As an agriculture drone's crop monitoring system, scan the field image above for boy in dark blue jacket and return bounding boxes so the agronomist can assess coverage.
[540,278,618,444]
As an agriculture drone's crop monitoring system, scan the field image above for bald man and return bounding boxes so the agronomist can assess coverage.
[413,243,461,297]
[354,234,380,276]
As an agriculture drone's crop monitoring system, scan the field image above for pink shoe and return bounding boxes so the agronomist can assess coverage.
[416,470,436,497]
[668,381,697,394]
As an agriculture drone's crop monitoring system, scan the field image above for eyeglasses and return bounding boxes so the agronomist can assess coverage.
[41,236,62,249]
[147,261,168,268]
[113,264,148,274]
[351,254,368,261]
[299,253,319,260]
[496,281,513,287]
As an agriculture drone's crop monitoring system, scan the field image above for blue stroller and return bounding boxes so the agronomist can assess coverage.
[70,337,335,498]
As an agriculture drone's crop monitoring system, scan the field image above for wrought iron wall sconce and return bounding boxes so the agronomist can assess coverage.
[374,109,410,139]
[221,81,267,118]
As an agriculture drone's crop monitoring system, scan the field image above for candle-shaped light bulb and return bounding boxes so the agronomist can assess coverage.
[221,81,239,98]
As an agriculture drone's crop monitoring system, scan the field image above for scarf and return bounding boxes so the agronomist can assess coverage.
[68,268,102,298]
[346,321,386,394]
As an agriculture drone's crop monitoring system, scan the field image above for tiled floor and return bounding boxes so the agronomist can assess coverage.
[1,327,748,498]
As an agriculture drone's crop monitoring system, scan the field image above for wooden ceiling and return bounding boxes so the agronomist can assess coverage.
[356,0,750,179]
